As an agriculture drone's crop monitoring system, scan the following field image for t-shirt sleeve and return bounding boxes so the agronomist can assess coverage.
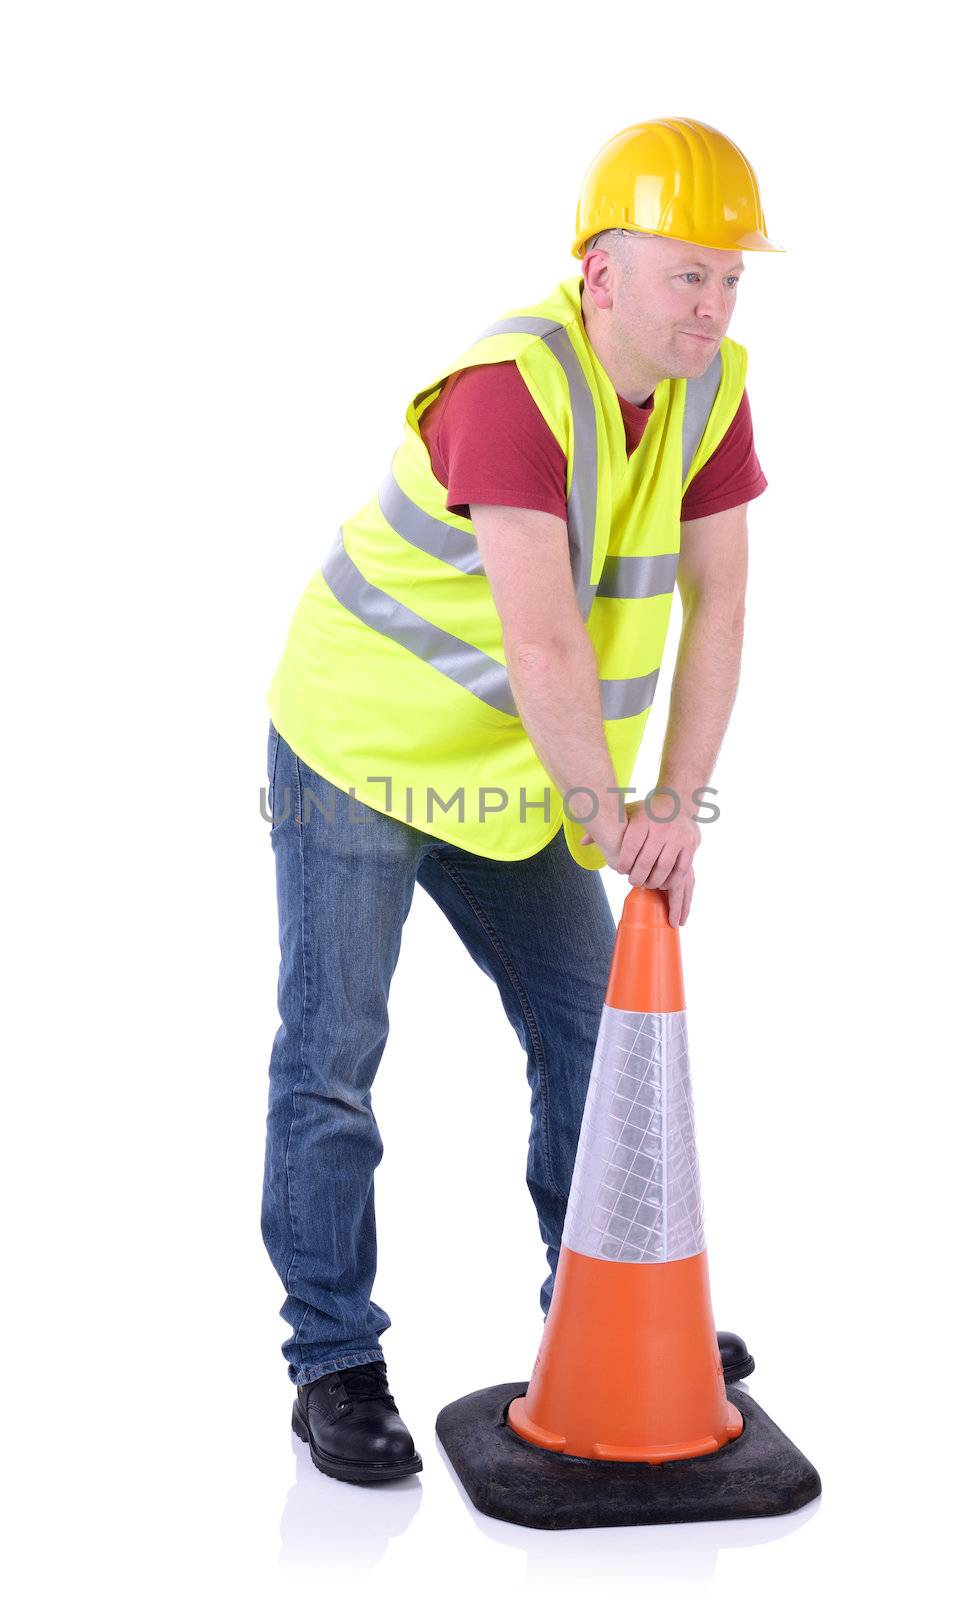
[418,361,568,521]
[680,387,768,522]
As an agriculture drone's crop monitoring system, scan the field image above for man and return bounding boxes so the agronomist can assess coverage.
[262,117,781,1485]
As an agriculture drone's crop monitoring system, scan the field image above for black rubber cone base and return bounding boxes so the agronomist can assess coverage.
[436,1382,821,1529]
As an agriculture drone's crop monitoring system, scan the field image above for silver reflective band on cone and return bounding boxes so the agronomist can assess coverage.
[562,1006,706,1264]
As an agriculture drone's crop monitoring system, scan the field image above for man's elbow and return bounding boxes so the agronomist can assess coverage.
[507,626,588,676]
[508,638,564,676]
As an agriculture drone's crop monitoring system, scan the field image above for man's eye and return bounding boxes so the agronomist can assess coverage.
[725,276,740,288]
[681,273,701,284]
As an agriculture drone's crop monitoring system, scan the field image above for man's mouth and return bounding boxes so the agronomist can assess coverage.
[680,331,719,343]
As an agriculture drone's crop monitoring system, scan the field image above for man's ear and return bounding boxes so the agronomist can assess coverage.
[581,253,614,312]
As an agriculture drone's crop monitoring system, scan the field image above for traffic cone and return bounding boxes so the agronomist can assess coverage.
[437,887,821,1528]
[507,885,742,1463]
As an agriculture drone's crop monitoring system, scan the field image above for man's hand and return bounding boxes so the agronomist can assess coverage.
[581,796,701,927]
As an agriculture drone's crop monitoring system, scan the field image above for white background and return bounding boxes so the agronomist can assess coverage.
[3,2,968,1595]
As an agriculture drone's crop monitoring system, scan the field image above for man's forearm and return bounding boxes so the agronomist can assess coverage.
[506,628,626,851]
[657,593,745,811]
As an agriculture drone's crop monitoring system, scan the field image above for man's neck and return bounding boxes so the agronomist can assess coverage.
[579,281,660,407]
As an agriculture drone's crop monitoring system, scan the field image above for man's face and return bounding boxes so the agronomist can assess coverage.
[605,233,745,381]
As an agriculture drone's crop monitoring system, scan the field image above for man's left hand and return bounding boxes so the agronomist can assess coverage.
[581,795,700,927]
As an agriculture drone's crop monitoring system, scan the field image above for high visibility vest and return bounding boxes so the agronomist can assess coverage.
[266,275,748,870]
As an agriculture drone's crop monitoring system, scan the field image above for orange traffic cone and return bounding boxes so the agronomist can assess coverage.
[506,886,742,1463]
[437,887,821,1528]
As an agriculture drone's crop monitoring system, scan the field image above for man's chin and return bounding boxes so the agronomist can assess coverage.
[668,343,719,380]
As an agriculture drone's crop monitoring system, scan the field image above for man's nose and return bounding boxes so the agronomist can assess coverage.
[695,282,732,324]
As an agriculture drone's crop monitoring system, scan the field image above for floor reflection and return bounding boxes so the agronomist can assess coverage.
[278,1430,422,1574]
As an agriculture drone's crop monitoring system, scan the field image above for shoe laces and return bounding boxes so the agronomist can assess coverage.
[329,1360,398,1412]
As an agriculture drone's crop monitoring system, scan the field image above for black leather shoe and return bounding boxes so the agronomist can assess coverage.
[718,1329,755,1384]
[292,1359,422,1484]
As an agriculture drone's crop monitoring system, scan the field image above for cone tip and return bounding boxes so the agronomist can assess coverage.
[608,888,685,1011]
[620,887,675,931]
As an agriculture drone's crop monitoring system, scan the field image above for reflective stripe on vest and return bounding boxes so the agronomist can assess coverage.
[378,469,486,575]
[476,316,599,619]
[322,528,518,715]
[322,317,723,721]
[382,327,720,597]
[378,470,680,605]
[681,349,722,486]
[321,529,662,721]
[597,552,680,600]
[381,314,602,612]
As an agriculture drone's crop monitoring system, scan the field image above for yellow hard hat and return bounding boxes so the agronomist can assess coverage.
[572,117,783,259]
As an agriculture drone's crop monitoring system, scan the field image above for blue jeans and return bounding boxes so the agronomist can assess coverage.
[261,721,617,1385]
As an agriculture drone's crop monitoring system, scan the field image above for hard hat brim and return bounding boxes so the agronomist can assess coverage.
[572,225,785,259]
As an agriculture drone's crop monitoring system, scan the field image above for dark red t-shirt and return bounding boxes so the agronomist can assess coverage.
[418,360,767,524]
